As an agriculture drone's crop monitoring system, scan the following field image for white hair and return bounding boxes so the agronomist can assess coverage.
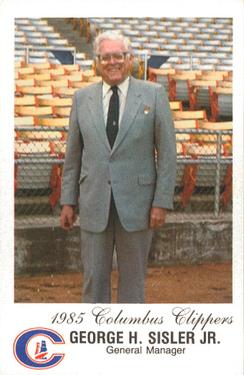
[93,30,133,56]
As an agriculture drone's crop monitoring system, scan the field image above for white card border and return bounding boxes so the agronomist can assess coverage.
[0,0,243,374]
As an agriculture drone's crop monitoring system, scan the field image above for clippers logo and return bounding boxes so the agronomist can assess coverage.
[35,340,48,360]
[13,328,65,370]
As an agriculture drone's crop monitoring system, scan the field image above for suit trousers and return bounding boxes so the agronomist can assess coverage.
[80,196,153,303]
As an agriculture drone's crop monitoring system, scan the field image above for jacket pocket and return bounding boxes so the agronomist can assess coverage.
[79,173,88,184]
[138,174,155,185]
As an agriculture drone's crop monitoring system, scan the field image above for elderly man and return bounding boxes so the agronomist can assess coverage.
[60,30,176,303]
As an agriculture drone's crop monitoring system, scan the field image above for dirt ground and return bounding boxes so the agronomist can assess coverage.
[15,262,232,303]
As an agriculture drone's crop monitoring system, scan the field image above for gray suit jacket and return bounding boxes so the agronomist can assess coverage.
[60,76,176,232]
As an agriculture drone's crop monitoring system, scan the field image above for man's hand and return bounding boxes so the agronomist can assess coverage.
[150,207,167,229]
[60,205,77,230]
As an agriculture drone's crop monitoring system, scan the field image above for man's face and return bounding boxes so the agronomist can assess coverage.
[96,39,134,86]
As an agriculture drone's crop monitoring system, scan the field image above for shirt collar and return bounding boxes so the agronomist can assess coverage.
[102,76,130,98]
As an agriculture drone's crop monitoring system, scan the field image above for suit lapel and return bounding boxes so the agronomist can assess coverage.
[111,77,141,153]
[87,82,110,150]
[86,78,142,153]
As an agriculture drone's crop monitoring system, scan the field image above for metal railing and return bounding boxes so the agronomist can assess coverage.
[15,46,77,64]
[134,52,232,79]
[175,128,232,216]
[15,127,232,224]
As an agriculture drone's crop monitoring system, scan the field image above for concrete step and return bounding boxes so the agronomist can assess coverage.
[43,18,93,58]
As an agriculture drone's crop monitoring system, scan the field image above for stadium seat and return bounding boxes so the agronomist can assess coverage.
[169,101,183,111]
[15,78,35,88]
[53,106,71,117]
[27,37,48,46]
[15,95,36,106]
[174,119,199,129]
[30,19,49,27]
[38,67,66,76]
[209,86,232,121]
[16,85,53,96]
[188,79,217,111]
[22,73,52,82]
[147,67,175,94]
[35,117,69,127]
[198,120,232,131]
[168,71,199,103]
[15,139,63,210]
[36,97,72,107]
[17,66,35,75]
[53,87,77,97]
[173,109,207,120]
[69,81,94,88]
[181,141,232,208]
[38,79,69,88]
[48,38,69,47]
[34,25,55,33]
[15,116,35,128]
[15,106,53,116]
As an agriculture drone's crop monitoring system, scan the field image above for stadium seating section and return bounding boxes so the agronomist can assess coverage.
[14,17,233,215]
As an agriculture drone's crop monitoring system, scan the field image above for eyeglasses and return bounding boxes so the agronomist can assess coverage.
[97,52,129,64]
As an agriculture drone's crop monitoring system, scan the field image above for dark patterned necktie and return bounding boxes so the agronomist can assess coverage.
[106,86,119,148]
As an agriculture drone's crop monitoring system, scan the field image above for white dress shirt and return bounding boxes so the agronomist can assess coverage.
[102,76,130,127]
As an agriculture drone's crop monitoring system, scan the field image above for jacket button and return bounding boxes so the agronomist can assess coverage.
[108,180,111,185]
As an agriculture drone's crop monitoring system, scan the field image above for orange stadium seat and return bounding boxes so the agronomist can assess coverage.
[15,106,53,116]
[209,86,232,121]
[36,97,72,107]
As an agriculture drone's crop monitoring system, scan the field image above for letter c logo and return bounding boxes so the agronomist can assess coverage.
[13,327,65,369]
